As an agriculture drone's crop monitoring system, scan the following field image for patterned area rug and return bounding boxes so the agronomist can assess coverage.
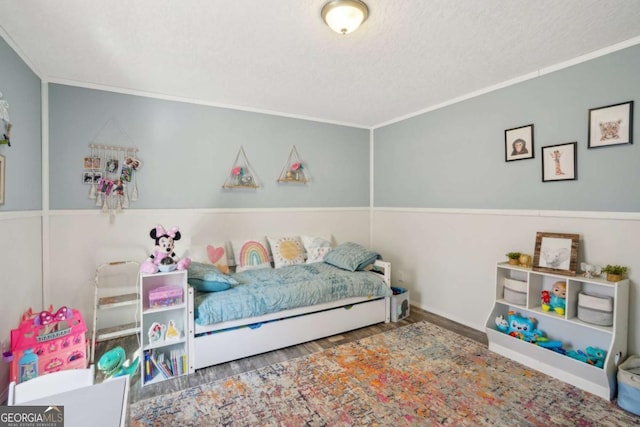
[129,321,638,426]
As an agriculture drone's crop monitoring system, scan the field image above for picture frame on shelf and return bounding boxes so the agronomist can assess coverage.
[505,124,534,162]
[532,232,579,276]
[0,154,4,205]
[542,142,576,182]
[588,101,634,148]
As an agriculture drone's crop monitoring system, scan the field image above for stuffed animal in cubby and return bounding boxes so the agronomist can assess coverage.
[541,281,566,315]
[566,346,607,368]
[140,225,191,274]
[502,311,563,350]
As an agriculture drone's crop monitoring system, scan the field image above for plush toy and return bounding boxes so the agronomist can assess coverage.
[541,281,566,315]
[140,225,191,274]
[566,346,607,368]
[495,314,509,333]
[503,311,563,349]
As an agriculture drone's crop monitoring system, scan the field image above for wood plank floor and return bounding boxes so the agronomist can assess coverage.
[94,306,487,403]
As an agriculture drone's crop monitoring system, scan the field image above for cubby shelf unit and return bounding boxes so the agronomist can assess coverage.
[485,262,629,400]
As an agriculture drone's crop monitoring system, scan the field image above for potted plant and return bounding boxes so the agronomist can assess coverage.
[506,252,521,266]
[601,265,627,282]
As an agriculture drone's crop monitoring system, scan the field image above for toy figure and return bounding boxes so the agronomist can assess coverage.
[97,346,140,378]
[568,346,608,368]
[495,314,509,333]
[140,225,191,274]
[585,347,607,368]
[541,281,566,315]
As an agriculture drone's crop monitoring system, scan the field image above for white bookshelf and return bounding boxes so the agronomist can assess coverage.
[140,270,193,386]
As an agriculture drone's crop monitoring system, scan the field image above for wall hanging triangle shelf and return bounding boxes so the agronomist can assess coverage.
[277,145,309,184]
[222,146,260,189]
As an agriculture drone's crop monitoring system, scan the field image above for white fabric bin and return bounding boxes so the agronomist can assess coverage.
[503,278,526,305]
[577,292,613,326]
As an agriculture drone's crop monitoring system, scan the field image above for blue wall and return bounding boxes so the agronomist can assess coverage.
[49,85,370,209]
[374,44,640,212]
[0,37,42,211]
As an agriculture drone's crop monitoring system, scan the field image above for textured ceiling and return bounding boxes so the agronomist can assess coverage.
[1,0,640,128]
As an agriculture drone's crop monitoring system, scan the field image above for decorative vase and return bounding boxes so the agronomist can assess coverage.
[508,259,519,266]
[606,273,623,282]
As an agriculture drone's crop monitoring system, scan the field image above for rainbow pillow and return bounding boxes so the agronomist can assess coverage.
[231,238,272,272]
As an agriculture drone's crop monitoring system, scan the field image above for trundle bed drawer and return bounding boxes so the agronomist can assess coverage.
[193,298,386,369]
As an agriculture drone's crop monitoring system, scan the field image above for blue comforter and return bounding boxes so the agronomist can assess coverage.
[194,263,390,326]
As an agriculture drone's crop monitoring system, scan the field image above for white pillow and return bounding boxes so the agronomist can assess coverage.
[188,242,231,274]
[230,238,272,272]
[267,236,305,268]
[300,235,333,264]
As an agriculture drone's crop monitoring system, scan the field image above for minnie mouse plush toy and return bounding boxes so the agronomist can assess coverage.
[140,225,191,274]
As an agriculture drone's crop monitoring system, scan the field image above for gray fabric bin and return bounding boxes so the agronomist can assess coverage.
[503,278,526,305]
[577,291,613,326]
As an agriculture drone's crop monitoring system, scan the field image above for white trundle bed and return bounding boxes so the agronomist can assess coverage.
[186,260,391,371]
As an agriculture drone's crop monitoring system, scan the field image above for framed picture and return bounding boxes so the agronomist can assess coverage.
[542,142,576,182]
[532,232,579,276]
[588,101,633,148]
[505,124,534,162]
[0,154,4,205]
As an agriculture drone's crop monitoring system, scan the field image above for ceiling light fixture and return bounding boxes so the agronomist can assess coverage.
[321,0,369,35]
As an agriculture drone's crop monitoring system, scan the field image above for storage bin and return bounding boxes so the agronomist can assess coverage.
[390,287,410,322]
[149,285,183,308]
[617,355,640,415]
[577,291,613,326]
[503,278,526,305]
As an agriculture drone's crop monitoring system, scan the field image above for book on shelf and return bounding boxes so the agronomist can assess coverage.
[144,348,187,380]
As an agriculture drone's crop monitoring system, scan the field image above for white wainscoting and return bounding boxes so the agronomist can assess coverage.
[0,212,43,404]
[372,208,640,354]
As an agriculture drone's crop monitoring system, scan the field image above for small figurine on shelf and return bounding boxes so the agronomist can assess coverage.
[165,320,181,341]
[140,225,192,274]
[148,322,166,343]
[541,281,566,315]
[580,262,601,279]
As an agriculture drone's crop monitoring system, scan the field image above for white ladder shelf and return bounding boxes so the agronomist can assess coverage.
[91,261,141,363]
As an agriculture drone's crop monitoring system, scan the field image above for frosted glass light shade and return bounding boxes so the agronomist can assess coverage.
[321,0,369,35]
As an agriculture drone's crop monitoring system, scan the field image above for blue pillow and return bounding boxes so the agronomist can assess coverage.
[188,262,239,284]
[188,278,231,293]
[323,242,381,272]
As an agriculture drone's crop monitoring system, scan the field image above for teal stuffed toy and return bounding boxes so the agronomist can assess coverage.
[501,311,563,350]
[566,346,606,368]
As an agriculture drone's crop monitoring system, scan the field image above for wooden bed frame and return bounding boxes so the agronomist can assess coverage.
[186,260,391,371]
